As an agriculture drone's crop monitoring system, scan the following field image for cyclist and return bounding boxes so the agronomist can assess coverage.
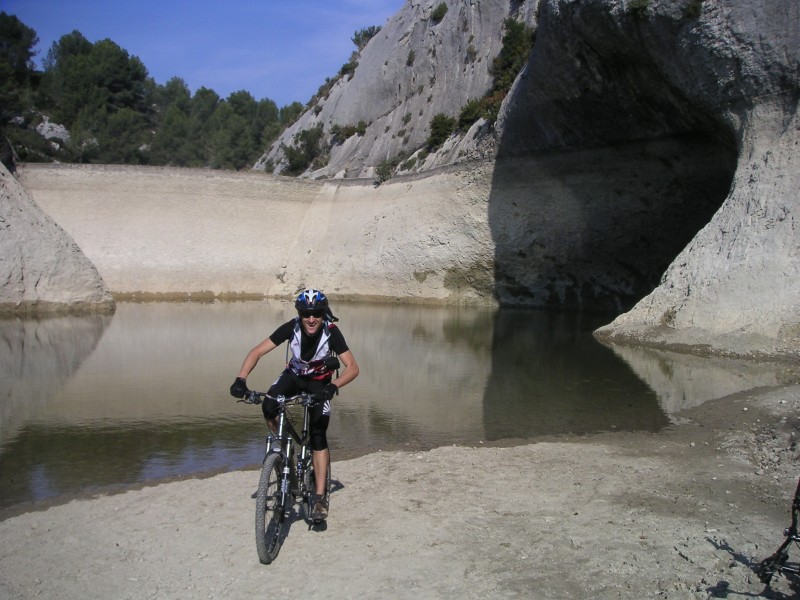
[229,288,359,522]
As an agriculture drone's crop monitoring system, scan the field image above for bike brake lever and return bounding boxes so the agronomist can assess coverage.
[241,393,261,405]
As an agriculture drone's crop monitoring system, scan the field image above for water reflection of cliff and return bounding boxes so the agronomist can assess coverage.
[3,301,791,511]
[0,314,111,447]
[599,342,796,414]
[0,301,500,509]
[482,310,669,440]
[328,303,496,450]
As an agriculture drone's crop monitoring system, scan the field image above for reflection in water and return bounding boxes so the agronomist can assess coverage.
[483,310,670,439]
[600,342,796,413]
[0,301,790,512]
[0,313,111,448]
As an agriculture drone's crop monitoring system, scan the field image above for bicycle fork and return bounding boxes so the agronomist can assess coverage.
[280,437,293,519]
[267,405,295,520]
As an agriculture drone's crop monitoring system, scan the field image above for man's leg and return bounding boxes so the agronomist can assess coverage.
[311,448,330,521]
[312,448,329,497]
[264,370,296,433]
[309,400,331,521]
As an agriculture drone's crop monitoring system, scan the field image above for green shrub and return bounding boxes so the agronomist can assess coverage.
[339,60,358,78]
[330,122,366,145]
[283,123,324,175]
[458,98,483,129]
[352,26,381,51]
[431,3,448,23]
[401,156,418,171]
[490,19,535,94]
[375,160,395,184]
[406,49,416,67]
[427,113,456,150]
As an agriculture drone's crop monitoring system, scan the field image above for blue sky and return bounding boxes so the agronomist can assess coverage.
[3,0,405,107]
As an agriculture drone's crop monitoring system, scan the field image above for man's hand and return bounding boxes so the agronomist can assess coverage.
[230,377,249,398]
[315,383,338,403]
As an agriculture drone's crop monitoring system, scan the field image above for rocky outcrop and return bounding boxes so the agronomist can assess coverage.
[0,163,114,314]
[260,0,798,360]
[256,0,536,179]
[594,105,800,361]
[493,0,798,360]
[19,0,799,362]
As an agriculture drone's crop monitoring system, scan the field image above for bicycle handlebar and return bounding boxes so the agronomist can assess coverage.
[238,390,319,408]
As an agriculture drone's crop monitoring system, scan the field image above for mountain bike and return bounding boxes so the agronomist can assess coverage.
[756,475,800,586]
[238,389,332,564]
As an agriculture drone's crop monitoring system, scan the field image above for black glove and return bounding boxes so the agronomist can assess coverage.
[315,383,338,403]
[230,377,249,398]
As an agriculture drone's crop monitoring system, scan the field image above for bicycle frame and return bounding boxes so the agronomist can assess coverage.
[241,391,317,519]
[265,395,313,518]
[239,389,331,564]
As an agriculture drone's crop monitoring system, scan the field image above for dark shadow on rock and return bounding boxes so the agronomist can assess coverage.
[487,1,737,313]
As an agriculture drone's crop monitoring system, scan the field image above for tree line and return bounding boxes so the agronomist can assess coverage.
[0,12,305,170]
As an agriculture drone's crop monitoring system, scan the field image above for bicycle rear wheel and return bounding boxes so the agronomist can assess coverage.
[255,453,287,564]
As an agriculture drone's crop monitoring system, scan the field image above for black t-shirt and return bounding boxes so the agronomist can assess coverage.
[269,319,349,361]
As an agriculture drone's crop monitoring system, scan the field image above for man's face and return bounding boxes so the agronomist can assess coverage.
[299,309,324,335]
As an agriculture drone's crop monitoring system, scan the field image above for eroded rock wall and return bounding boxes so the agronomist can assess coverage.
[257,0,536,178]
[18,163,497,306]
[596,105,800,360]
[16,0,800,362]
[0,164,114,314]
[491,0,799,359]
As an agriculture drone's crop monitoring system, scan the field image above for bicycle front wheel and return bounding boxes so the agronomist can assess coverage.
[255,453,287,564]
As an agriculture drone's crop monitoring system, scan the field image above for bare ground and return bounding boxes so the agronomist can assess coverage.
[0,385,798,600]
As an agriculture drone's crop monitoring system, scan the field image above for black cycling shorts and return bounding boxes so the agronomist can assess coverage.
[263,370,331,451]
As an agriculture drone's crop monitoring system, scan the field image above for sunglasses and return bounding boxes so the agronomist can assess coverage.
[298,309,325,318]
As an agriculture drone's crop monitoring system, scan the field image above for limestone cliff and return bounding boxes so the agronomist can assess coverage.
[507,0,797,360]
[0,163,114,314]
[499,0,798,360]
[18,0,799,361]
[256,0,536,178]
[259,0,798,360]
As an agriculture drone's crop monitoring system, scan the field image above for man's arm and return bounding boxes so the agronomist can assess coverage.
[330,349,359,389]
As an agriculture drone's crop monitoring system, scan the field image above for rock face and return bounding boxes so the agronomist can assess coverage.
[19,163,497,306]
[0,163,114,314]
[256,0,536,178]
[18,0,798,361]
[505,0,798,359]
[496,0,798,360]
[256,0,799,359]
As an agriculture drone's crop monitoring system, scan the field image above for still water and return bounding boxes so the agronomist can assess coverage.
[0,301,787,513]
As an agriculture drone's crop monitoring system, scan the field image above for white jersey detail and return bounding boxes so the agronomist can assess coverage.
[287,318,334,379]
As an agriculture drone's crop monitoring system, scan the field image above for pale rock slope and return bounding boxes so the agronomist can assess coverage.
[0,163,114,314]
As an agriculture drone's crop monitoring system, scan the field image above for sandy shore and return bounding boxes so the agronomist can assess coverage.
[0,385,798,599]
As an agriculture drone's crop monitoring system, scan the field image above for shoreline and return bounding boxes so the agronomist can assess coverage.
[1,383,797,598]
